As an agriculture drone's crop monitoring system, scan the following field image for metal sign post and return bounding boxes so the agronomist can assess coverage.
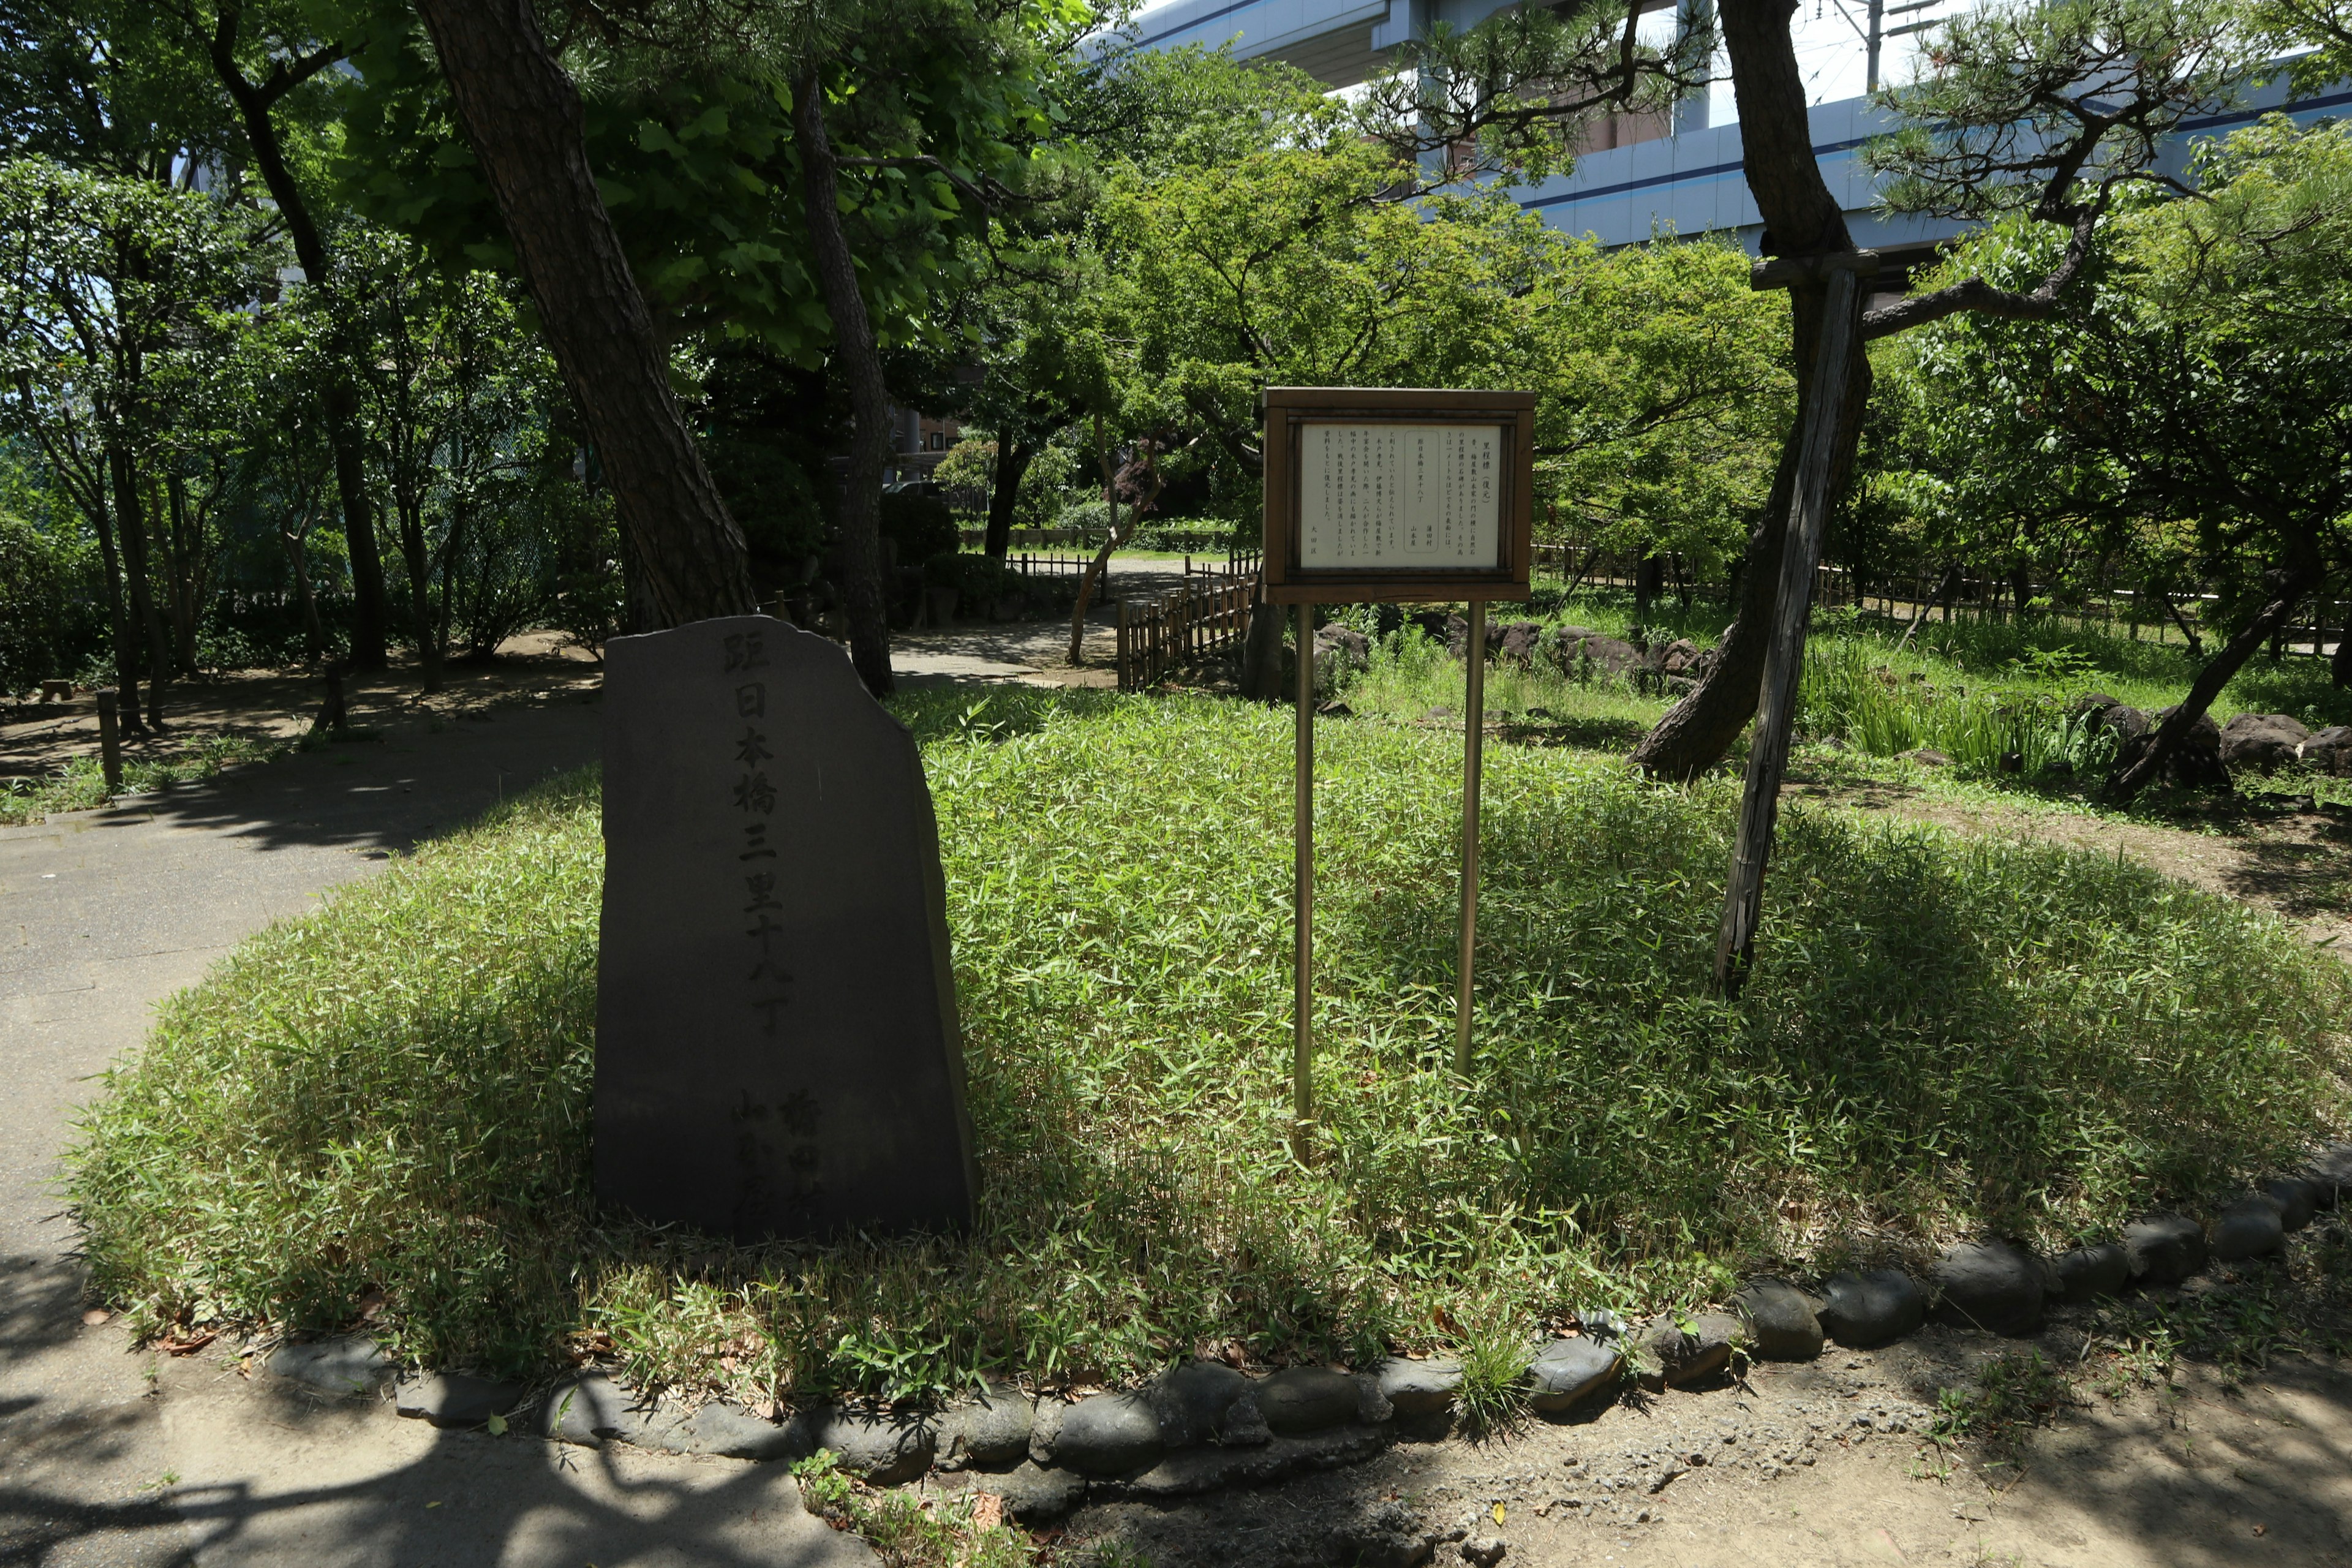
[1261,388,1536,1153]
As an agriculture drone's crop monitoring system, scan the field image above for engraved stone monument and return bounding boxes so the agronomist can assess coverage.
[595,615,976,1240]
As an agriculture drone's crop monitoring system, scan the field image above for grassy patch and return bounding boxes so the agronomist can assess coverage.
[0,729,293,826]
[794,1452,1036,1567]
[67,691,2352,1407]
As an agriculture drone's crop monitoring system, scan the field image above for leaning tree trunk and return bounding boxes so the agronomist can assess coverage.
[790,72,896,698]
[1629,0,1872,779]
[410,0,756,627]
[2106,564,2320,802]
[984,439,1032,559]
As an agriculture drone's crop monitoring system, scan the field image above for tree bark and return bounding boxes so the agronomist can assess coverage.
[2105,565,2320,802]
[392,490,442,695]
[410,0,757,628]
[163,473,201,671]
[206,7,393,668]
[92,456,143,732]
[1629,0,1871,779]
[2333,590,2351,688]
[984,437,1032,559]
[1634,552,1664,627]
[110,447,170,729]
[790,71,895,697]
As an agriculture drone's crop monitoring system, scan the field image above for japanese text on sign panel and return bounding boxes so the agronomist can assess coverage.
[1298,423,1502,571]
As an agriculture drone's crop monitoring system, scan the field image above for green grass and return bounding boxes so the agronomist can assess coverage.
[1,729,292,826]
[1335,587,2351,804]
[67,690,2352,1408]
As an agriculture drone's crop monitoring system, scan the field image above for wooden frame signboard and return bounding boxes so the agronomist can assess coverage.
[1259,386,1539,1159]
[1260,386,1537,606]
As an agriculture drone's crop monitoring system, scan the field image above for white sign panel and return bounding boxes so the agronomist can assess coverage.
[1298,423,1502,570]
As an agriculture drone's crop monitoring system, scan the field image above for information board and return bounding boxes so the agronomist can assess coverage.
[1262,388,1535,604]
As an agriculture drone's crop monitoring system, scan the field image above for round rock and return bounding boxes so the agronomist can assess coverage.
[935,1384,1032,1469]
[1817,1270,1924,1349]
[1050,1392,1164,1476]
[1731,1278,1823,1361]
[1929,1240,2046,1336]
[1255,1367,1361,1435]
[2306,1145,2352,1208]
[1372,1357,1464,1417]
[812,1409,935,1484]
[2211,1198,2286,1262]
[1148,1360,1250,1449]
[2264,1176,2320,1232]
[1635,1313,1740,1389]
[1526,1337,1621,1414]
[2124,1213,2209,1286]
[2051,1243,2131,1304]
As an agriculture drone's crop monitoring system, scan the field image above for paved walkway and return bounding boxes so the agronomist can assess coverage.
[0,692,865,1566]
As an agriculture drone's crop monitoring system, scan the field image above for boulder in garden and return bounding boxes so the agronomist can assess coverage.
[2218,712,2311,773]
[1371,1357,1463,1418]
[2123,1213,2208,1286]
[2300,725,2352,776]
[1498,620,1544,666]
[1633,1312,1741,1390]
[1048,1392,1164,1476]
[1255,1366,1361,1435]
[1314,624,1371,676]
[2211,1197,2286,1262]
[2113,706,2230,790]
[2050,1243,2131,1304]
[1928,1240,2045,1336]
[2264,1175,2321,1232]
[1730,1278,1823,1361]
[1817,1270,1923,1348]
[1525,1337,1621,1414]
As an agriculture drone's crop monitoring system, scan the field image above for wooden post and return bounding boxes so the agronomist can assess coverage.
[1714,260,1870,997]
[95,687,123,792]
[1293,605,1316,1158]
[1456,598,1487,1074]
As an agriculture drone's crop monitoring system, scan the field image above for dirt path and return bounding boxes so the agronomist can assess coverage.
[1064,1317,2352,1567]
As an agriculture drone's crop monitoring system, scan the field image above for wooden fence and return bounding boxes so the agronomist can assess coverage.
[1183,545,1263,582]
[1010,551,1104,594]
[1529,540,2346,657]
[1117,578,1253,692]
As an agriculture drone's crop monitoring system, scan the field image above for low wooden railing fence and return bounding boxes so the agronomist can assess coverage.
[1118,577,1253,692]
[1529,540,2346,657]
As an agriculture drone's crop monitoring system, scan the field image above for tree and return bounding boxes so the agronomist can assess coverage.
[1910,118,2352,799]
[346,229,554,692]
[179,0,399,669]
[402,0,758,631]
[1352,0,2255,777]
[0,157,267,729]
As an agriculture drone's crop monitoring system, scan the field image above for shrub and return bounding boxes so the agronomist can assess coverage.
[881,489,960,567]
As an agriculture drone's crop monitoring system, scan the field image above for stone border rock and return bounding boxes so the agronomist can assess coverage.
[252,1142,2352,1526]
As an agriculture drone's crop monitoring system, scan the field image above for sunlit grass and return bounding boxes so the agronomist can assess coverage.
[67,691,2352,1409]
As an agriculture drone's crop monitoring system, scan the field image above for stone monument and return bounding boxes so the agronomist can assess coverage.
[595,615,976,1240]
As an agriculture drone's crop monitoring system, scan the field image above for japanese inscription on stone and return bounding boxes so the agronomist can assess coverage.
[1298,423,1501,570]
[595,616,976,1242]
